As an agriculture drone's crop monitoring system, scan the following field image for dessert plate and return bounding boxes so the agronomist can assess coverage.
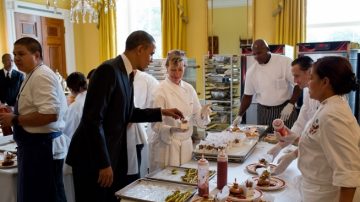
[252,177,285,191]
[246,163,277,175]
[227,188,263,202]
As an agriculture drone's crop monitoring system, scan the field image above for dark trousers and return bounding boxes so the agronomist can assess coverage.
[53,159,67,202]
[16,135,55,202]
[258,101,298,133]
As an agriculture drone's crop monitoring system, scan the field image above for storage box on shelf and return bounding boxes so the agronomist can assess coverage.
[204,55,241,132]
[145,59,166,81]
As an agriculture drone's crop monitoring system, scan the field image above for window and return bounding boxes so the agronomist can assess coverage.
[307,0,360,44]
[116,0,162,58]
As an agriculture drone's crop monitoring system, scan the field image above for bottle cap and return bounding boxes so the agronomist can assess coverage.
[272,119,284,130]
[198,154,209,165]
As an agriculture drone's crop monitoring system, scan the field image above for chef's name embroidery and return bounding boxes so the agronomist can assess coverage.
[308,119,319,135]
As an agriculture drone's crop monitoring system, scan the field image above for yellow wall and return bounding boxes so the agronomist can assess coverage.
[211,6,249,55]
[0,1,9,54]
[187,0,208,99]
[73,23,100,75]
[254,0,276,43]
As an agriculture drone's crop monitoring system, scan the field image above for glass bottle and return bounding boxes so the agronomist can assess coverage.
[198,154,209,197]
[217,149,228,190]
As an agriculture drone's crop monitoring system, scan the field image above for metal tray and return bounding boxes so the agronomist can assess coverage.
[193,139,258,163]
[146,166,216,186]
[115,178,197,202]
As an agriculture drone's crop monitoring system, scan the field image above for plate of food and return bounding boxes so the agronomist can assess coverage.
[227,179,263,202]
[0,152,17,169]
[252,170,286,191]
[246,163,277,175]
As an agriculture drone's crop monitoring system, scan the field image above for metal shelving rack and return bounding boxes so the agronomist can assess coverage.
[204,55,241,132]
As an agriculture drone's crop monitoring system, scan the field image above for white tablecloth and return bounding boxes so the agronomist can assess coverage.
[0,135,75,202]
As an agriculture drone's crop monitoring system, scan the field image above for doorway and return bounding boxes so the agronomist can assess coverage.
[14,12,67,77]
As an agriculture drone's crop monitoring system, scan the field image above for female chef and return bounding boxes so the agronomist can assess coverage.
[298,56,360,202]
[148,50,211,171]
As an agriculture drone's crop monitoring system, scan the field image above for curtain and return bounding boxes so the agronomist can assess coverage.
[161,0,188,57]
[98,1,117,62]
[274,0,306,47]
[0,0,9,54]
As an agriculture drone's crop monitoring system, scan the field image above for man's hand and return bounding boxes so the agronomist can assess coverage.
[271,150,297,175]
[200,104,212,119]
[0,112,15,127]
[232,115,242,127]
[161,108,184,120]
[280,103,294,121]
[98,166,113,187]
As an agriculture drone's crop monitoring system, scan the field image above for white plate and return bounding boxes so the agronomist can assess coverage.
[0,160,17,169]
[227,188,263,202]
[246,163,277,175]
[252,177,286,191]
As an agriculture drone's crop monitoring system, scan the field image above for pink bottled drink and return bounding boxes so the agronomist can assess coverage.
[217,150,228,190]
[272,119,288,136]
[198,155,209,197]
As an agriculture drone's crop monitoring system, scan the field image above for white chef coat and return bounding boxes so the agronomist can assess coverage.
[126,71,159,175]
[148,78,210,171]
[244,54,294,106]
[298,95,360,202]
[291,87,320,135]
[17,64,68,159]
[63,91,87,140]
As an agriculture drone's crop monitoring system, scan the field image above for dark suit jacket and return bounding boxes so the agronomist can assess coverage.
[0,68,24,106]
[66,55,162,177]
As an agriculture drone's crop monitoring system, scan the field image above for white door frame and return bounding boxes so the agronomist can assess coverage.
[4,0,76,74]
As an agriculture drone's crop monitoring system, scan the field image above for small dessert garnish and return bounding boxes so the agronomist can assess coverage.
[259,158,268,166]
[230,178,244,195]
[245,180,253,188]
[1,152,15,166]
[180,119,189,130]
[257,170,271,186]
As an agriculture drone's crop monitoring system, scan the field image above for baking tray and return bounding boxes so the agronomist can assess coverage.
[115,178,197,202]
[193,139,258,163]
[146,166,216,186]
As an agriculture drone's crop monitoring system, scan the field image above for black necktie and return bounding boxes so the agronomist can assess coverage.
[6,72,10,78]
[5,72,11,84]
[129,72,135,84]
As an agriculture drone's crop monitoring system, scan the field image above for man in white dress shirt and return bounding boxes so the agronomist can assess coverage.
[0,37,68,202]
[233,39,301,132]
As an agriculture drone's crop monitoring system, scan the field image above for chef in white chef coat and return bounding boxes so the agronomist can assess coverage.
[148,50,211,171]
[126,70,158,177]
[267,56,320,174]
[298,56,360,202]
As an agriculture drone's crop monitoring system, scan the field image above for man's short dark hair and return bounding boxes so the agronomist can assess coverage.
[14,37,43,60]
[291,56,313,71]
[66,72,88,93]
[125,30,155,51]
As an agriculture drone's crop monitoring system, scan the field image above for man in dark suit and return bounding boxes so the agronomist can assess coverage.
[66,30,184,202]
[0,54,24,106]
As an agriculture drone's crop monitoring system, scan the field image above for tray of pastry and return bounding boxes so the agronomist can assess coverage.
[146,166,216,186]
[115,178,197,202]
